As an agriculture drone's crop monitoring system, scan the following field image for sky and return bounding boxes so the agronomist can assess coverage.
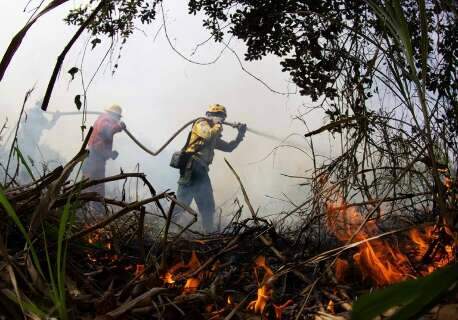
[0,0,330,219]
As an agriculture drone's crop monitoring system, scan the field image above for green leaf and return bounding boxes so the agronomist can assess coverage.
[91,38,101,50]
[3,289,46,318]
[352,263,458,320]
[68,67,79,81]
[56,201,72,318]
[74,94,82,110]
[14,147,36,182]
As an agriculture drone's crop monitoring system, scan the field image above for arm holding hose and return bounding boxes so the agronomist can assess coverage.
[215,122,246,152]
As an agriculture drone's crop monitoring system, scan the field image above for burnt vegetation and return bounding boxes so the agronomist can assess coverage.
[0,0,457,319]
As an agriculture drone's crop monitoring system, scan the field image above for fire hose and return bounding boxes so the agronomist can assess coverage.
[47,111,289,156]
[125,119,289,156]
[47,111,196,156]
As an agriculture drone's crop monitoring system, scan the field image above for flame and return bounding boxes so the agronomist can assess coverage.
[227,295,233,305]
[161,251,203,294]
[85,226,115,263]
[335,258,349,282]
[327,198,455,286]
[135,264,145,278]
[327,199,411,286]
[248,286,273,314]
[247,256,274,314]
[246,257,295,318]
[162,272,175,284]
[408,226,454,274]
[326,300,335,314]
[183,277,200,294]
[187,251,201,270]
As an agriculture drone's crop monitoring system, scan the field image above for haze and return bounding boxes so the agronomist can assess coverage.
[0,1,329,217]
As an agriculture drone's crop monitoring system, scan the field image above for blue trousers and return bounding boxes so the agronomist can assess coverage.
[176,161,215,232]
[82,150,107,214]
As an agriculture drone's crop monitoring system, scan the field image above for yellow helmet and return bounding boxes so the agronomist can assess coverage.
[207,104,226,116]
[105,104,122,116]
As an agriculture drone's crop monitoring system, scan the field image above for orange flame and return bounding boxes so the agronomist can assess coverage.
[162,272,175,284]
[408,226,454,275]
[326,300,335,314]
[247,257,295,318]
[85,226,115,263]
[335,258,349,283]
[327,199,411,286]
[248,286,273,314]
[247,256,274,314]
[161,251,203,294]
[183,277,200,294]
[327,198,455,286]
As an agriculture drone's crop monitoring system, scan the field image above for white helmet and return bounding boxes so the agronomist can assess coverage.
[105,104,122,116]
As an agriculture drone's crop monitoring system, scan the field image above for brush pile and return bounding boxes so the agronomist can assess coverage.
[0,131,457,320]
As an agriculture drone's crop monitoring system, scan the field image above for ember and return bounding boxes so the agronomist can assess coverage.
[326,300,335,313]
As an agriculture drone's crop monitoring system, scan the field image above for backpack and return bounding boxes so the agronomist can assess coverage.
[169,118,207,169]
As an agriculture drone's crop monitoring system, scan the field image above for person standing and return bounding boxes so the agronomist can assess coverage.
[175,104,246,232]
[82,104,126,200]
[15,99,61,182]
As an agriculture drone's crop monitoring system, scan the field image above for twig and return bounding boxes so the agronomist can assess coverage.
[68,192,167,241]
[138,206,146,261]
[41,0,108,111]
[0,0,71,81]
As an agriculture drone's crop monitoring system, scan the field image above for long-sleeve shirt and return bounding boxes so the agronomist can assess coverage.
[87,113,123,159]
[185,118,242,166]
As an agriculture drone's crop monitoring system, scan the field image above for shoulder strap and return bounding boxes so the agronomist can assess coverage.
[181,117,207,152]
[181,129,193,151]
[182,117,214,154]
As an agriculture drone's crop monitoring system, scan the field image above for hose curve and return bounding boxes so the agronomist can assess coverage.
[123,117,203,156]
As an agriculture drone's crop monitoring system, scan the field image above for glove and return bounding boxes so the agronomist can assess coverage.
[111,150,119,160]
[214,122,223,133]
[237,123,247,133]
[236,123,247,140]
[120,121,126,130]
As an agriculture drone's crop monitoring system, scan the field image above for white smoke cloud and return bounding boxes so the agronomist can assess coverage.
[0,1,331,218]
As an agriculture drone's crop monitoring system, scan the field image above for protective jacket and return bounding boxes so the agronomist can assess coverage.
[185,118,243,167]
[176,117,245,232]
[88,113,123,159]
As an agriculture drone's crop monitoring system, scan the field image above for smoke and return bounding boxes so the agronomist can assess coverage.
[0,1,330,219]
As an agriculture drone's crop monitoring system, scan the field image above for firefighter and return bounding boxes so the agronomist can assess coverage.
[82,104,126,200]
[15,99,61,182]
[18,99,60,155]
[175,104,246,233]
